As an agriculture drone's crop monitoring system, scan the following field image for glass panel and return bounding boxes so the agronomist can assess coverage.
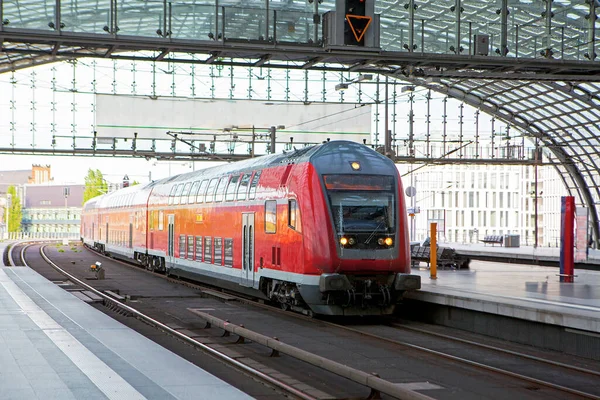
[196,180,209,203]
[237,173,252,200]
[214,177,228,202]
[195,236,203,261]
[249,171,261,199]
[214,237,222,265]
[188,181,200,204]
[224,238,233,267]
[180,182,192,205]
[265,200,277,233]
[187,235,194,259]
[204,236,212,263]
[179,235,186,258]
[225,175,240,201]
[205,178,218,203]
[174,184,185,205]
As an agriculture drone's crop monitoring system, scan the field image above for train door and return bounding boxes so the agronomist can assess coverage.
[241,213,255,287]
[167,215,175,264]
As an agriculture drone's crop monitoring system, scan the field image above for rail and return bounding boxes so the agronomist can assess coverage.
[189,310,434,400]
[36,245,317,400]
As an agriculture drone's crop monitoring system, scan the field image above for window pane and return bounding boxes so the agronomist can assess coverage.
[179,235,186,258]
[205,179,218,203]
[237,173,251,200]
[187,235,194,259]
[265,200,277,233]
[168,185,177,205]
[196,180,209,203]
[214,238,223,265]
[249,171,261,199]
[174,184,185,205]
[204,236,212,263]
[288,199,297,229]
[224,239,233,267]
[225,175,240,201]
[215,177,228,202]
[180,183,192,205]
[195,236,203,261]
[188,181,200,204]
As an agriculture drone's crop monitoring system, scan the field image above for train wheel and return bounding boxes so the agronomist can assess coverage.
[280,302,289,311]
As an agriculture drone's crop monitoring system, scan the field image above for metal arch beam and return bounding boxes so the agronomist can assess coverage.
[3,29,600,79]
[423,81,600,247]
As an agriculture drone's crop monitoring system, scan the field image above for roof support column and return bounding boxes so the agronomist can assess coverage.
[499,0,508,56]
[405,0,415,52]
[453,0,462,54]
[587,0,597,60]
[54,0,61,33]
[543,0,553,58]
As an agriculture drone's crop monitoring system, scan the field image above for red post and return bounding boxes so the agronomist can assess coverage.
[560,196,575,282]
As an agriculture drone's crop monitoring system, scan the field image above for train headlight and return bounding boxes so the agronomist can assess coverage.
[348,237,356,245]
[384,237,393,246]
[378,238,384,245]
[350,161,361,171]
[340,237,348,246]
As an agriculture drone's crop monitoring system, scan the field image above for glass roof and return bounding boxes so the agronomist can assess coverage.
[1,0,600,241]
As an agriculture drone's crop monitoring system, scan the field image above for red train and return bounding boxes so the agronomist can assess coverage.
[81,141,420,316]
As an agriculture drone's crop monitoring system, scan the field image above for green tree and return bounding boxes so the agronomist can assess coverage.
[7,186,22,233]
[83,169,108,204]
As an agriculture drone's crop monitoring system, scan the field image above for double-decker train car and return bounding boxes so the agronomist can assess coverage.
[81,141,421,316]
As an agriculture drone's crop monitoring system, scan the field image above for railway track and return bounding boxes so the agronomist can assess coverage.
[15,242,433,400]
[17,242,600,400]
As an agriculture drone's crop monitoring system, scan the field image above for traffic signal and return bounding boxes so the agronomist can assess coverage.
[344,0,371,46]
[345,0,365,16]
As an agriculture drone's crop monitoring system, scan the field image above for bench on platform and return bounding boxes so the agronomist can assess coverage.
[480,235,504,246]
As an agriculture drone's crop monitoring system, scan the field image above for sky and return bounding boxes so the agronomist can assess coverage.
[0,153,223,185]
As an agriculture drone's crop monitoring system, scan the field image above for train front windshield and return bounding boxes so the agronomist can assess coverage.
[324,175,396,236]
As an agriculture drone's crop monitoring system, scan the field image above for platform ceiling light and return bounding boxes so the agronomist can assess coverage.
[335,82,349,91]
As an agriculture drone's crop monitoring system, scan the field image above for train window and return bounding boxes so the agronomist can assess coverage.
[168,185,177,205]
[187,235,194,259]
[236,173,251,201]
[195,236,203,261]
[205,179,218,203]
[174,184,185,205]
[188,181,200,204]
[288,199,297,230]
[149,211,154,230]
[225,175,240,201]
[204,236,212,263]
[214,238,223,265]
[196,180,209,203]
[180,183,192,205]
[249,171,261,199]
[158,210,164,230]
[265,200,277,233]
[214,177,228,202]
[224,239,233,267]
[179,235,186,258]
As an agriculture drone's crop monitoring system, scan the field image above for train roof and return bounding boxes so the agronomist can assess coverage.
[154,140,391,185]
[82,141,395,208]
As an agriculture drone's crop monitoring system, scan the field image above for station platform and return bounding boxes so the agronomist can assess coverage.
[451,241,600,268]
[0,242,252,400]
[406,243,600,335]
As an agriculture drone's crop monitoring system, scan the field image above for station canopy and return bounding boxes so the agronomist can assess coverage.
[1,0,600,239]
